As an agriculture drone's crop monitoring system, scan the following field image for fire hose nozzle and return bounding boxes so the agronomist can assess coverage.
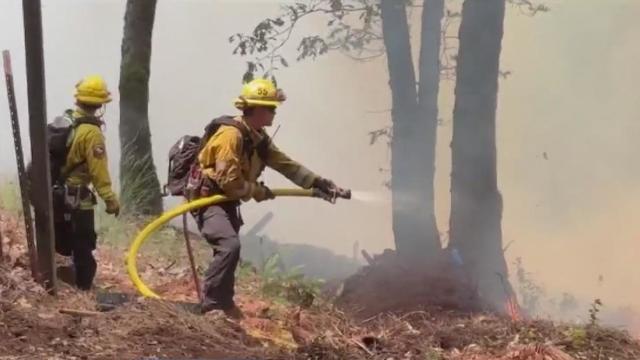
[334,187,351,200]
[311,187,351,203]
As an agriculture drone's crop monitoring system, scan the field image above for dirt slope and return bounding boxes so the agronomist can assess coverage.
[2,210,640,360]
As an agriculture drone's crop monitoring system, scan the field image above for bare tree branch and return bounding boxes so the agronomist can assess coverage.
[507,0,550,16]
[230,0,548,82]
[230,0,385,80]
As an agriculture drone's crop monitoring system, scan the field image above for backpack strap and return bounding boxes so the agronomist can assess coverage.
[58,116,103,184]
[58,160,86,185]
[202,116,270,161]
[74,116,104,128]
[254,129,271,161]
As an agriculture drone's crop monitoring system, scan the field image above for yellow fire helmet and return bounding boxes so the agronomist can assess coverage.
[234,78,286,110]
[74,74,112,106]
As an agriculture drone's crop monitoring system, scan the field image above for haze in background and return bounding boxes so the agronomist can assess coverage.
[1,0,639,318]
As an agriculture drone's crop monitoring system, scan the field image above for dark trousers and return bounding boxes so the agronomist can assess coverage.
[54,209,97,290]
[196,203,243,310]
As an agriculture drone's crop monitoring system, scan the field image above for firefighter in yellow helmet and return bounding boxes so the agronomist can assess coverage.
[54,74,120,290]
[195,78,342,317]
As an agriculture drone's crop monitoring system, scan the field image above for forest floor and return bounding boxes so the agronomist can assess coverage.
[2,209,640,360]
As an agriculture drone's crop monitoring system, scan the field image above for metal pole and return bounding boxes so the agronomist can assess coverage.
[2,50,38,279]
[182,213,202,303]
[22,0,56,294]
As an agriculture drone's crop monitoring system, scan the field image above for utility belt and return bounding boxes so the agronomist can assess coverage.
[185,167,241,221]
[52,183,96,222]
[185,166,231,201]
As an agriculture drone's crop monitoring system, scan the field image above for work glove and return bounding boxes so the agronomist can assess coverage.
[312,177,337,195]
[253,182,275,203]
[105,198,120,216]
[312,188,335,204]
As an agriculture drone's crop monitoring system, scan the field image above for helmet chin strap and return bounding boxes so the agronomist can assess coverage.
[95,104,107,131]
[96,104,107,117]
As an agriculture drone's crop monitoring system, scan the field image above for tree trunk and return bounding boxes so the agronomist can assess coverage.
[118,0,163,216]
[380,0,441,264]
[448,0,512,311]
[417,0,446,259]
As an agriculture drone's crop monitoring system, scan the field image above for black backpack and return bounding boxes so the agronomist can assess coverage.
[46,112,101,186]
[164,116,269,197]
[25,111,100,188]
[47,114,75,186]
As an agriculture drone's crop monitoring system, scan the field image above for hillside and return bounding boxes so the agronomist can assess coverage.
[2,210,640,360]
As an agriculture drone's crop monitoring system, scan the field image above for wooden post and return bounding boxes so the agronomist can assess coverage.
[22,0,56,294]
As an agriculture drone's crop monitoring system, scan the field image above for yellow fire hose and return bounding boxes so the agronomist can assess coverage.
[125,188,336,299]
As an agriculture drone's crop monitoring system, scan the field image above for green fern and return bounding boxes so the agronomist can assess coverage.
[258,251,323,308]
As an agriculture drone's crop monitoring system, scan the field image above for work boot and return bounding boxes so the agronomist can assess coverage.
[201,308,227,321]
[201,302,244,320]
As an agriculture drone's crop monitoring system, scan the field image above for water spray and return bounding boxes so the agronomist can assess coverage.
[351,190,388,204]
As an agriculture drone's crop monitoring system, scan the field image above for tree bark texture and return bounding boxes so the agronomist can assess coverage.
[380,0,442,263]
[118,0,163,216]
[448,0,512,311]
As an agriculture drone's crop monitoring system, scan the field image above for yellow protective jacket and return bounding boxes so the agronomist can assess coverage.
[198,116,318,201]
[63,108,117,209]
